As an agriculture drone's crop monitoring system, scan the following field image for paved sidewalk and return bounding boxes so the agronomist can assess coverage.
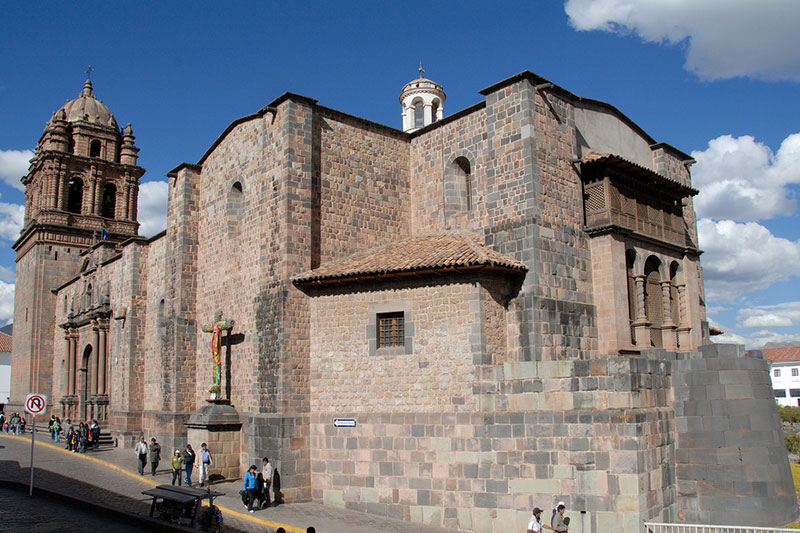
[0,433,454,533]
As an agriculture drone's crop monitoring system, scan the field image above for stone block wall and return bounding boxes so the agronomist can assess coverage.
[673,344,798,526]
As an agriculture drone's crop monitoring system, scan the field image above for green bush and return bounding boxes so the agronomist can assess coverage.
[786,433,800,455]
[779,406,800,424]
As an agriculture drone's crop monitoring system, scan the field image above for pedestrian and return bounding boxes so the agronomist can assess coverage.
[48,415,57,440]
[242,465,259,512]
[199,442,212,486]
[149,437,162,476]
[78,422,88,452]
[170,449,183,486]
[551,501,565,529]
[134,436,148,475]
[67,427,78,452]
[528,507,554,532]
[63,419,72,449]
[53,417,61,443]
[90,420,100,449]
[261,456,273,508]
[552,503,569,532]
[183,444,196,486]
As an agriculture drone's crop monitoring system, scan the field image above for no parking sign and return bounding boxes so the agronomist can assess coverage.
[24,393,46,497]
[24,394,46,415]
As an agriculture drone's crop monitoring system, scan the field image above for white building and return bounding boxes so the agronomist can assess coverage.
[765,346,800,407]
[0,332,11,409]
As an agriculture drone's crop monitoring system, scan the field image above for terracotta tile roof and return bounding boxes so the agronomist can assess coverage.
[293,233,527,286]
[763,346,800,363]
[0,332,11,352]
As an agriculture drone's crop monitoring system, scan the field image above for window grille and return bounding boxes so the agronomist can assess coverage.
[377,312,404,348]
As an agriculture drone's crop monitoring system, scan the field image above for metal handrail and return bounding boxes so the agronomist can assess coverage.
[643,522,798,533]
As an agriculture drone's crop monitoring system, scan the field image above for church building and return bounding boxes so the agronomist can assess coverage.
[10,70,796,531]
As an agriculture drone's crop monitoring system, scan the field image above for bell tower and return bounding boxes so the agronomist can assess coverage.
[399,65,446,132]
[8,79,145,411]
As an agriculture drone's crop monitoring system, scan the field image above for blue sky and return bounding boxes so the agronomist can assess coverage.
[1,0,799,348]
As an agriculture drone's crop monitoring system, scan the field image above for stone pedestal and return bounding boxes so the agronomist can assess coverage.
[185,400,242,482]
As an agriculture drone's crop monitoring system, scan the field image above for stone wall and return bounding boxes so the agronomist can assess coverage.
[673,344,798,526]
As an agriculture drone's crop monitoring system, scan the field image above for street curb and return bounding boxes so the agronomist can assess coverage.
[0,433,304,532]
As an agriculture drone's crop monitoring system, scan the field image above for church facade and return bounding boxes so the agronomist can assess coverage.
[11,71,796,531]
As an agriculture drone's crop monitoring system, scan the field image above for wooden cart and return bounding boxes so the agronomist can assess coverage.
[142,484,224,531]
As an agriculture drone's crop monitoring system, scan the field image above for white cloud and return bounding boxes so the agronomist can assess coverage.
[137,180,168,237]
[0,149,32,191]
[0,196,24,242]
[564,0,800,81]
[697,219,800,301]
[691,134,800,221]
[0,265,14,283]
[0,281,14,326]
[714,328,800,350]
[738,302,800,329]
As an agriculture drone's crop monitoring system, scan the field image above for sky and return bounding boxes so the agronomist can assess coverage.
[1,0,799,349]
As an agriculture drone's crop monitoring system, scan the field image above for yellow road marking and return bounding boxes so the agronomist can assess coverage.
[0,433,304,532]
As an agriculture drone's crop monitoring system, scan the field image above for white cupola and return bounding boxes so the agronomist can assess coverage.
[399,65,446,133]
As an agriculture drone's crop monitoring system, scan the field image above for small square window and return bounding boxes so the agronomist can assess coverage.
[793,368,799,377]
[377,312,404,348]
[791,389,800,398]
[775,389,787,398]
[775,369,782,377]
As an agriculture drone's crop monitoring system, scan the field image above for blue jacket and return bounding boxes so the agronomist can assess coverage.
[243,471,258,490]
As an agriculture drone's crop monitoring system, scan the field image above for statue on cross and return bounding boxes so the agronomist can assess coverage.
[202,311,234,394]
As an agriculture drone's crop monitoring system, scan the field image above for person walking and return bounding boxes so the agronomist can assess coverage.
[78,422,88,453]
[149,437,162,476]
[528,507,554,532]
[183,444,196,486]
[134,436,148,475]
[242,465,259,512]
[170,449,183,486]
[52,417,61,443]
[199,443,212,486]
[552,503,569,532]
[261,457,273,508]
[63,419,72,449]
[48,415,57,441]
[90,420,100,449]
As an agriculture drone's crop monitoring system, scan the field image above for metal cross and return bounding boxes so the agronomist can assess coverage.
[86,65,94,79]
[418,61,424,78]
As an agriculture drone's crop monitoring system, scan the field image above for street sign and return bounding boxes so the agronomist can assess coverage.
[24,394,47,415]
[333,418,356,428]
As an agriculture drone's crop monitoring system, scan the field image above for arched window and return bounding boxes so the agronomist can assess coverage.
[644,256,663,347]
[227,181,244,237]
[67,178,83,214]
[414,101,424,128]
[101,183,116,219]
[626,250,637,344]
[90,140,102,158]
[454,157,473,210]
[431,100,439,123]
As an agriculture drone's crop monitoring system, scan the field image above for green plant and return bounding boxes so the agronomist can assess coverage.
[208,384,220,394]
[779,406,800,424]
[786,433,800,455]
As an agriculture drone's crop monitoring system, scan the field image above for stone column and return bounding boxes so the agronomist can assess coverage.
[660,280,678,350]
[66,334,74,395]
[90,324,99,395]
[98,324,107,395]
[631,275,651,347]
[676,283,692,349]
[69,333,78,396]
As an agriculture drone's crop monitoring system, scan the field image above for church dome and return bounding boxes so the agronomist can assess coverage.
[53,80,117,128]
